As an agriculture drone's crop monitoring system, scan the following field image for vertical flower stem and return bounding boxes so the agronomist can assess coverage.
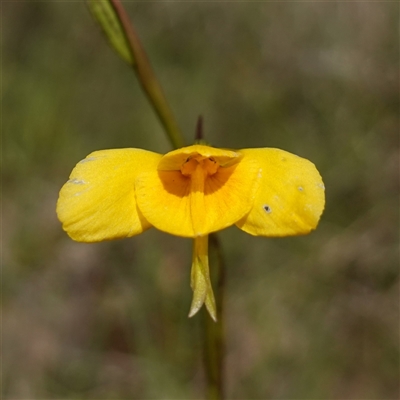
[88,0,185,149]
[203,233,226,400]
[112,0,184,149]
[87,4,227,398]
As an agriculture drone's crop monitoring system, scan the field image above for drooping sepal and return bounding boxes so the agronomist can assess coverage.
[188,235,217,321]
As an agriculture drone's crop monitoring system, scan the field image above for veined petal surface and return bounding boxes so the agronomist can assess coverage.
[236,148,325,236]
[135,146,260,237]
[57,149,162,242]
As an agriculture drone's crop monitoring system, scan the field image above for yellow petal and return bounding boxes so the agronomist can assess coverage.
[135,145,260,237]
[57,149,162,242]
[236,148,325,236]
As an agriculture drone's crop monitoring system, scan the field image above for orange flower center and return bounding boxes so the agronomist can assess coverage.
[180,155,219,177]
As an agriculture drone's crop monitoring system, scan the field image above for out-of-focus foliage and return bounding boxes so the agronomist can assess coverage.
[3,2,398,399]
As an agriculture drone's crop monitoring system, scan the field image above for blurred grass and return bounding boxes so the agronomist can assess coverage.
[3,2,399,399]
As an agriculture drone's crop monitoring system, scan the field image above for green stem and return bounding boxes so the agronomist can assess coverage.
[203,233,226,399]
[89,0,185,149]
[112,0,184,149]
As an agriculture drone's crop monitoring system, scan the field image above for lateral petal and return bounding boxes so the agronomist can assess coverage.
[57,149,162,242]
[236,148,325,236]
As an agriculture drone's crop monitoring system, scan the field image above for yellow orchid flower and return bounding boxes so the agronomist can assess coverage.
[57,144,325,320]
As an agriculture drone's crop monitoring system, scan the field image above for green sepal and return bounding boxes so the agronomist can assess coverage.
[188,236,217,321]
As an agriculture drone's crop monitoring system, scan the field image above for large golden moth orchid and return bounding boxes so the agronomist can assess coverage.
[57,144,325,320]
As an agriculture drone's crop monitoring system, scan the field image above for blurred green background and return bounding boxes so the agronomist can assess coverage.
[3,2,399,399]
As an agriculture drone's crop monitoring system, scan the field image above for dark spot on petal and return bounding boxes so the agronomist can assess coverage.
[263,205,272,213]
